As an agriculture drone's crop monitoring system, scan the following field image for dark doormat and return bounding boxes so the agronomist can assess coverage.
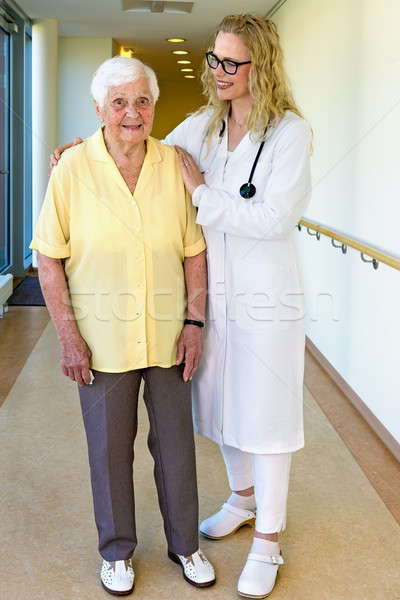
[8,276,45,306]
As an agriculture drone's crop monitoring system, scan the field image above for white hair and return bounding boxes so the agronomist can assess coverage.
[91,56,160,107]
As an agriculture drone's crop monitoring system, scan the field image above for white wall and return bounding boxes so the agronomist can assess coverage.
[32,19,58,266]
[273,0,400,444]
[58,37,114,145]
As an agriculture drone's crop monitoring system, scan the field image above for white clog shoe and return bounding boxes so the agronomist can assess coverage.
[200,502,256,540]
[168,548,216,587]
[237,545,283,599]
[101,559,135,596]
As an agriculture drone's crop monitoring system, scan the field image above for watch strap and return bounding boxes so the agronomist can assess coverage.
[184,319,205,328]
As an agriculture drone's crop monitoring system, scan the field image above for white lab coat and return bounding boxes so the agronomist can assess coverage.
[164,110,312,453]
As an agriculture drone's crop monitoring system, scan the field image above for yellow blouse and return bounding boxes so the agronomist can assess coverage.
[30,128,206,372]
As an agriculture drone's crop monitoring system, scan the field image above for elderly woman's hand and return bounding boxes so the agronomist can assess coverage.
[176,324,203,382]
[60,333,93,386]
[175,146,205,196]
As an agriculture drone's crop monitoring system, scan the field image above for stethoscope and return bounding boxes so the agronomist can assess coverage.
[218,120,266,199]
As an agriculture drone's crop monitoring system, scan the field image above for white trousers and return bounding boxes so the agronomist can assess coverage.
[220,444,292,533]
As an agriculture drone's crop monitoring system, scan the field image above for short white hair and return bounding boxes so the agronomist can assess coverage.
[91,56,160,107]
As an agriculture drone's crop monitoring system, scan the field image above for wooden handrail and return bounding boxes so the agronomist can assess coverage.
[298,218,400,271]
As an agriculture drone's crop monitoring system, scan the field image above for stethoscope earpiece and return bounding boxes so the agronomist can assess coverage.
[240,183,256,199]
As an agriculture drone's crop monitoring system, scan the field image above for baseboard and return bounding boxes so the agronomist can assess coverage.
[0,274,13,307]
[26,265,37,274]
[306,336,400,462]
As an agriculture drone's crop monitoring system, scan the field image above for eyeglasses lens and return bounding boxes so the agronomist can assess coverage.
[207,53,238,75]
[223,62,237,75]
[207,53,218,69]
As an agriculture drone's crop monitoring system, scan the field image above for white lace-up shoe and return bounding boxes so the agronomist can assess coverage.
[237,546,284,598]
[100,559,135,596]
[200,502,256,540]
[168,549,216,587]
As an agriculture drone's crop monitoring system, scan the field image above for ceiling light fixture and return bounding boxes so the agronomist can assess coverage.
[180,68,193,72]
[184,75,195,79]
[122,1,194,14]
[120,47,134,57]
[177,60,191,64]
[167,38,185,43]
[172,50,189,55]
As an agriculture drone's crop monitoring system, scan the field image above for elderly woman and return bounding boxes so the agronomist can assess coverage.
[30,56,215,595]
[52,14,312,598]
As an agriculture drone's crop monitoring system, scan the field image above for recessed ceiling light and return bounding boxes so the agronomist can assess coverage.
[184,75,195,79]
[167,38,186,43]
[180,68,193,72]
[177,60,191,64]
[120,47,134,57]
[172,50,189,55]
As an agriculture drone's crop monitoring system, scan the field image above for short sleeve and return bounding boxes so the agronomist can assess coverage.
[183,189,206,257]
[30,162,71,259]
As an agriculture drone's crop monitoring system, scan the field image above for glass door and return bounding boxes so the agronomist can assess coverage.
[0,25,10,272]
[24,29,32,264]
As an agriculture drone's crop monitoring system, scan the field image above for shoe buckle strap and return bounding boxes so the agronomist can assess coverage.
[222,502,255,520]
[184,555,195,567]
[198,550,208,565]
[248,552,284,566]
[124,559,132,572]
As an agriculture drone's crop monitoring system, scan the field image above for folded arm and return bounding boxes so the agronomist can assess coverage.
[177,119,312,240]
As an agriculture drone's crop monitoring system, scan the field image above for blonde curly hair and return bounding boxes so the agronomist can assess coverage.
[198,14,305,147]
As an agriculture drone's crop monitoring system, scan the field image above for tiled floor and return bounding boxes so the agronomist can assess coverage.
[0,306,50,406]
[304,348,400,525]
[1,311,400,599]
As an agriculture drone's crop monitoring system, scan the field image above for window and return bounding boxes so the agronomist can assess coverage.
[0,3,32,275]
[0,23,10,272]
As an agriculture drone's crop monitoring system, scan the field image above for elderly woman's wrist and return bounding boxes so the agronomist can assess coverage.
[58,323,82,346]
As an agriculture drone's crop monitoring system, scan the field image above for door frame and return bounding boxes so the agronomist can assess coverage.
[0,1,32,276]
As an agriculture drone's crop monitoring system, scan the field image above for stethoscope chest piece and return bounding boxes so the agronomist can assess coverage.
[240,183,256,199]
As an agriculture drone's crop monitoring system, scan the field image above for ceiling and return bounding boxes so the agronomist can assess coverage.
[17,0,278,82]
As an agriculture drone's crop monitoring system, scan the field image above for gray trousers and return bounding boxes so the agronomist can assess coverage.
[78,365,199,562]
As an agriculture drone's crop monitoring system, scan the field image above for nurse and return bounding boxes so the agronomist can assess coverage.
[167,14,312,599]
[50,13,312,599]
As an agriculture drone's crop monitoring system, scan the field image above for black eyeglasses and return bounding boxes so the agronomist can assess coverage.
[205,51,251,75]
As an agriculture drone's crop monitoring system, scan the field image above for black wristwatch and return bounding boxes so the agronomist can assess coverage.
[184,319,205,328]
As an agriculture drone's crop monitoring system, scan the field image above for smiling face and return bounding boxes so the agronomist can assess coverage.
[95,76,155,147]
[211,32,252,103]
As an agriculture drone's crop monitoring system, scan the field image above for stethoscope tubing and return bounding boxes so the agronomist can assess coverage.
[201,119,266,199]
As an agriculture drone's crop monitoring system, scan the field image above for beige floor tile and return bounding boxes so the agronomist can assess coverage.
[1,322,400,599]
[0,306,50,406]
